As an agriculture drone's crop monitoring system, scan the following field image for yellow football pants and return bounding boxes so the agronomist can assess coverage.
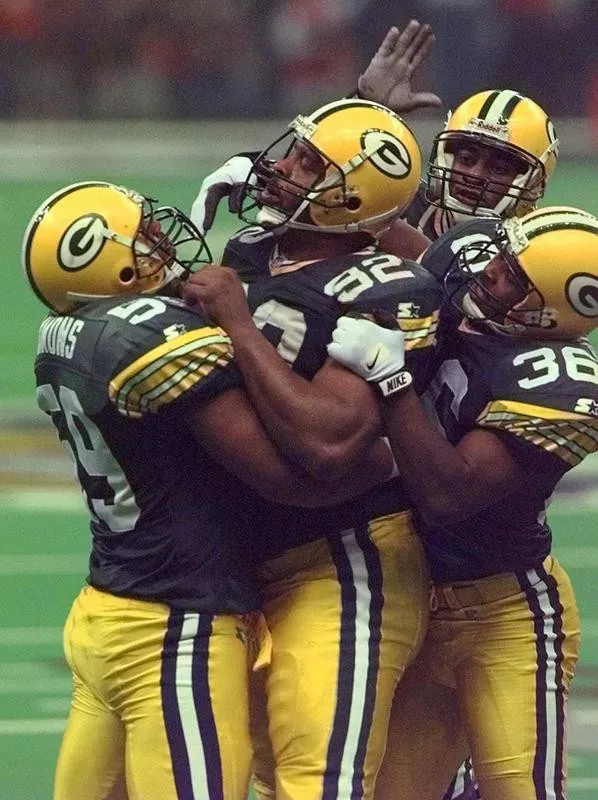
[374,555,581,800]
[54,586,256,800]
[250,512,430,800]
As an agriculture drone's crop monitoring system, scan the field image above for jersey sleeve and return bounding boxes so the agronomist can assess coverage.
[476,398,598,488]
[474,340,598,486]
[105,301,241,418]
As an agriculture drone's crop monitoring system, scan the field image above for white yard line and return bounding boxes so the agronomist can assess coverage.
[0,626,63,645]
[0,554,86,574]
[0,719,65,735]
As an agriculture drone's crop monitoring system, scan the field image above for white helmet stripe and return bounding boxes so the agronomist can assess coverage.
[478,90,523,123]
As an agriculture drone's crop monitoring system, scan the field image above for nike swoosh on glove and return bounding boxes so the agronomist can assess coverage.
[327,316,412,397]
[190,153,258,234]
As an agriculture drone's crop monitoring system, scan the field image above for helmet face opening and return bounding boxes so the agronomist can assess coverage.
[427,90,559,221]
[445,231,542,334]
[239,128,353,230]
[427,132,545,218]
[137,201,213,286]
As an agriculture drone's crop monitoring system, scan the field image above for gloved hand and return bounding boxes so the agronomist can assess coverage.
[357,21,442,114]
[327,316,413,397]
[190,153,258,234]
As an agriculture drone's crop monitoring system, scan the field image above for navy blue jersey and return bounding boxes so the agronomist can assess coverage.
[419,328,598,581]
[34,295,260,613]
[221,226,443,558]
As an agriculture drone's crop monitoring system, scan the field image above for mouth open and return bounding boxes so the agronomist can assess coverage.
[453,185,483,206]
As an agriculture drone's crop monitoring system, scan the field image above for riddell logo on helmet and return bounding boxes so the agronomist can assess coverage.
[466,118,509,141]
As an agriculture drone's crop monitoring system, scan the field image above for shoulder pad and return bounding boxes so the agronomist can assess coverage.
[421,216,501,283]
[477,337,598,468]
[91,297,236,417]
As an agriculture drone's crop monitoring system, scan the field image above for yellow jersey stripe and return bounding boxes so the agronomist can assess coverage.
[398,312,439,332]
[476,399,598,465]
[109,327,234,417]
[479,399,590,422]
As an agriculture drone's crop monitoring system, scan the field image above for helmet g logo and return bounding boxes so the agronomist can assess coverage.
[566,273,598,318]
[58,214,108,271]
[361,130,411,178]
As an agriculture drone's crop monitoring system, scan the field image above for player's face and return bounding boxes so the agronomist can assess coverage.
[468,252,530,322]
[135,219,176,278]
[259,140,326,213]
[449,143,527,210]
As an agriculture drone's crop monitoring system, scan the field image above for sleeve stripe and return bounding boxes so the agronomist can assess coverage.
[403,321,439,340]
[478,398,590,421]
[477,400,598,467]
[399,312,439,332]
[125,350,232,416]
[400,313,439,352]
[405,332,437,351]
[109,327,234,416]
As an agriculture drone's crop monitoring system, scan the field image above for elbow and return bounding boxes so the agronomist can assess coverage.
[299,440,364,483]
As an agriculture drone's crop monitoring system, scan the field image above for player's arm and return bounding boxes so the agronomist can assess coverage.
[108,312,392,506]
[379,390,527,524]
[181,267,381,481]
[326,317,535,524]
[186,386,393,505]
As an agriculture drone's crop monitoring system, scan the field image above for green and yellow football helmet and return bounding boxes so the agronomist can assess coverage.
[240,98,422,234]
[22,181,210,313]
[428,89,559,219]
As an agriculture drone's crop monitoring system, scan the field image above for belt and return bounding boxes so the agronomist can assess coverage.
[429,556,553,611]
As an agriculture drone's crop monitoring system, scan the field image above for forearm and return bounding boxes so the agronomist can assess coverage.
[228,320,379,477]
[381,389,480,523]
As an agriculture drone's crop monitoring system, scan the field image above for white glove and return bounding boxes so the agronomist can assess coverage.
[190,153,257,234]
[327,316,412,397]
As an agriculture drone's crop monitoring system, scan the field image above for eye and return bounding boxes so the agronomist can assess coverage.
[491,161,511,177]
[454,150,477,167]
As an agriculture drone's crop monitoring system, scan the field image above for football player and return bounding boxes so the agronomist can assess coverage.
[182,98,443,799]
[22,181,399,800]
[328,206,598,799]
[387,88,560,244]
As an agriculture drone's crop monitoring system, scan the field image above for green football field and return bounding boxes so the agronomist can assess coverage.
[1,162,597,799]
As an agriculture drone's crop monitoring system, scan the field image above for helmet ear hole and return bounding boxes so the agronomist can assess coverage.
[119,266,136,285]
[346,196,361,211]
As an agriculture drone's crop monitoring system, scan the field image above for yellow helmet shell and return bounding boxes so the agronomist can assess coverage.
[505,206,598,338]
[294,99,422,233]
[22,182,152,313]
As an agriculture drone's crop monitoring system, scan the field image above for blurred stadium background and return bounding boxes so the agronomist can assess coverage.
[0,1,597,798]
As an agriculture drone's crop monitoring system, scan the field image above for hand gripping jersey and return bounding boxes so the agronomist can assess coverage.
[420,327,598,581]
[34,295,260,613]
[222,226,442,558]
